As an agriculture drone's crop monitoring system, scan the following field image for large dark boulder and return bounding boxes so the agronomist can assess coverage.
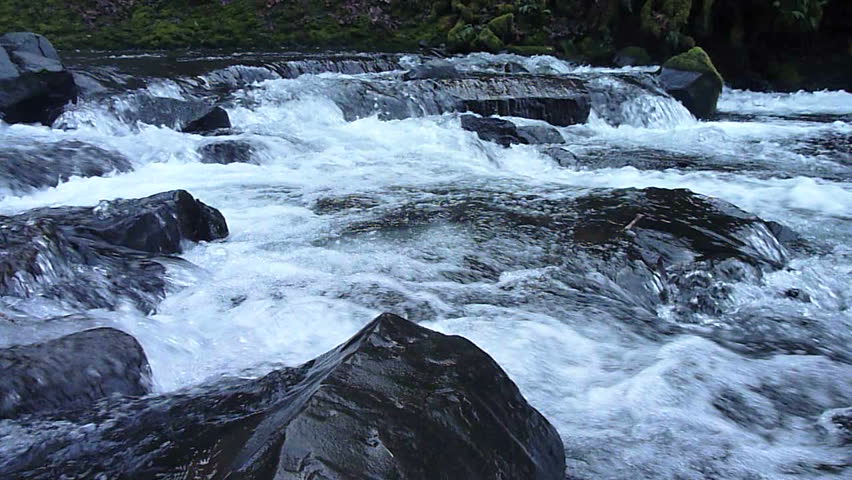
[659,47,724,119]
[0,140,133,195]
[0,313,566,479]
[84,190,229,254]
[0,328,150,419]
[0,32,77,125]
[461,114,565,147]
[0,190,228,312]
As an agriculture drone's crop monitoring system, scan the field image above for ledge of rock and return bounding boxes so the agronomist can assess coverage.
[0,328,150,419]
[461,114,565,147]
[0,32,77,125]
[0,313,566,479]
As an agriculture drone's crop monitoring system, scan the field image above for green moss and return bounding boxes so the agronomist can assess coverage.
[496,3,516,15]
[663,46,723,84]
[487,13,514,42]
[452,0,477,23]
[476,26,504,52]
[640,0,693,37]
[448,21,476,52]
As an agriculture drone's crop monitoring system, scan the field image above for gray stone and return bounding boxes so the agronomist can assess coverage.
[9,50,64,73]
[0,46,18,80]
[517,125,565,144]
[0,32,61,63]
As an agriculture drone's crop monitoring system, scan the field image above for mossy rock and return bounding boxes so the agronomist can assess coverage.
[663,46,723,84]
[660,47,723,118]
[488,13,514,42]
[448,21,476,52]
[508,45,555,55]
[476,26,504,53]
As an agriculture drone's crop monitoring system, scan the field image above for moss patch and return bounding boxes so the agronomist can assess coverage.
[487,13,514,42]
[663,46,723,84]
[640,0,693,37]
[448,21,476,52]
[476,26,504,52]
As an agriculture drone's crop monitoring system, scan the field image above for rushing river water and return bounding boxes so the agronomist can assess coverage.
[1,51,850,479]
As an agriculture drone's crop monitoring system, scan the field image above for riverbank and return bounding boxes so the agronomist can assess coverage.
[1,0,849,91]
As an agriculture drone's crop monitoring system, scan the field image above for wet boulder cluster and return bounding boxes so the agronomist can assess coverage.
[1,35,565,479]
[1,314,565,479]
[0,188,563,477]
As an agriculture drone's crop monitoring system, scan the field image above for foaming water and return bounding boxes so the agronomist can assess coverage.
[719,88,852,116]
[1,52,851,479]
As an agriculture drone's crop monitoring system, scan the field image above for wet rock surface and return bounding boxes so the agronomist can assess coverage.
[0,32,77,125]
[0,313,566,480]
[0,328,150,419]
[198,139,256,164]
[313,186,813,351]
[461,114,565,147]
[182,105,231,134]
[0,140,133,195]
[0,190,228,312]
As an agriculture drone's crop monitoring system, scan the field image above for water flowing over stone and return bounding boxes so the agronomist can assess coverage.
[1,50,851,480]
[0,314,565,480]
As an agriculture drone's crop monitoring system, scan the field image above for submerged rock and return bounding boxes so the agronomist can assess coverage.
[0,328,150,419]
[320,187,795,346]
[0,190,228,312]
[660,47,724,119]
[402,60,461,81]
[0,140,132,195]
[0,32,77,125]
[0,313,566,480]
[461,114,564,147]
[198,140,256,164]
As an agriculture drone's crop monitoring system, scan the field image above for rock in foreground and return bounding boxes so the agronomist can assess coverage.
[0,32,77,125]
[0,313,566,479]
[0,328,150,419]
[0,190,228,312]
